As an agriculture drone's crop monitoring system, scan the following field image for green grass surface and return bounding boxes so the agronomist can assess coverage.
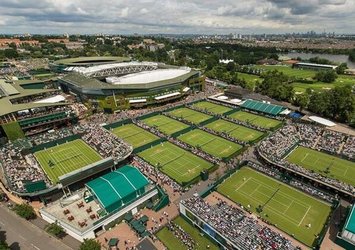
[111,123,159,148]
[157,216,218,250]
[228,111,282,129]
[292,75,355,93]
[138,141,213,185]
[34,139,102,183]
[217,167,331,247]
[254,65,316,78]
[286,146,355,186]
[178,129,242,158]
[142,114,189,135]
[205,119,264,142]
[168,107,212,124]
[192,101,232,114]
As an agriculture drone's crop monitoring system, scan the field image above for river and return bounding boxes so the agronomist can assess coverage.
[279,52,355,69]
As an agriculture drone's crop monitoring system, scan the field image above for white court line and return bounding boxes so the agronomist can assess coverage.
[298,205,312,226]
[235,177,251,191]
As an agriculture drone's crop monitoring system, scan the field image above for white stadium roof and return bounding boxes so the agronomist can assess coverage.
[69,62,158,75]
[309,116,336,127]
[106,68,191,85]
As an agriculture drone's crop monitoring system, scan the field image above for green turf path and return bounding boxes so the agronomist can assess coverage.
[157,216,218,250]
[34,139,102,183]
[205,119,264,142]
[168,107,212,124]
[142,114,189,135]
[217,167,331,247]
[287,146,355,186]
[111,123,159,148]
[228,111,281,129]
[178,129,242,158]
[192,101,232,114]
[138,141,213,184]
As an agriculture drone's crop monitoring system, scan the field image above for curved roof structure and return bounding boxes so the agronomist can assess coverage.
[106,68,191,85]
[53,56,130,67]
[309,116,336,127]
[86,165,149,213]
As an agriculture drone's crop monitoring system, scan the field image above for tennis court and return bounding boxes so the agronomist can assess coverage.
[286,146,355,186]
[217,167,331,247]
[34,139,102,183]
[205,119,264,142]
[192,101,232,114]
[228,111,281,129]
[138,141,213,185]
[168,107,212,124]
[142,114,189,135]
[178,129,242,158]
[111,123,159,148]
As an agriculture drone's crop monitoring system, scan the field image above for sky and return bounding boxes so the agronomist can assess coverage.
[0,0,354,35]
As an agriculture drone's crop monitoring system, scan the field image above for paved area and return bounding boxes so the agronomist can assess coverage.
[0,203,73,250]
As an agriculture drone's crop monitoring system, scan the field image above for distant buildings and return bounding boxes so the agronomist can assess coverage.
[293,62,338,71]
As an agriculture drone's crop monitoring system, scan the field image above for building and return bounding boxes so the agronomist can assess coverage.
[40,165,160,242]
[0,79,75,140]
[55,57,204,112]
[336,204,355,249]
[292,62,338,70]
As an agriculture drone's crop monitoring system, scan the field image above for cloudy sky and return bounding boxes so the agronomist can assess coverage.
[0,0,354,34]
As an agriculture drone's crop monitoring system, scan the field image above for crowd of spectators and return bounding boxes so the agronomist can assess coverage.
[247,161,336,203]
[166,221,196,250]
[182,197,298,250]
[258,121,355,194]
[16,106,70,121]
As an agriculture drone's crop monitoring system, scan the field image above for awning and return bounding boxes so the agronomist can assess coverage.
[34,95,66,104]
[217,95,228,100]
[182,87,190,92]
[154,92,180,100]
[309,116,336,127]
[129,99,146,103]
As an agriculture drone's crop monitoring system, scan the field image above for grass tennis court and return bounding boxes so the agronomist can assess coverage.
[217,167,331,247]
[286,146,355,186]
[138,141,213,185]
[178,129,242,158]
[205,119,264,142]
[168,107,212,124]
[228,111,282,129]
[111,123,159,148]
[34,139,102,183]
[157,216,218,250]
[192,101,232,114]
[142,114,189,135]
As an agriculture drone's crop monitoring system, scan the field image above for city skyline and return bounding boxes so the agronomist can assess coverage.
[0,0,354,35]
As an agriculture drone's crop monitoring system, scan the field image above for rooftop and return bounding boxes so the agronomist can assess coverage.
[107,68,191,85]
[53,56,130,66]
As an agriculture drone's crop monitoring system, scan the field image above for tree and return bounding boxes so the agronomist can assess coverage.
[336,63,348,74]
[4,49,18,59]
[293,92,310,111]
[13,203,36,220]
[314,70,338,83]
[0,240,10,250]
[226,61,236,72]
[45,222,65,238]
[79,239,101,250]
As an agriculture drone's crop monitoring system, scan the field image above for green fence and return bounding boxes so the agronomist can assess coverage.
[153,186,170,211]
[133,138,166,154]
[170,126,194,138]
[200,116,219,126]
[30,134,81,153]
[103,118,131,130]
[137,111,160,120]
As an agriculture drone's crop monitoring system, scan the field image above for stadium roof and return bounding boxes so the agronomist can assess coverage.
[341,204,355,244]
[309,116,336,127]
[53,56,130,66]
[107,68,191,85]
[241,99,285,116]
[86,165,149,213]
[294,62,338,69]
[0,80,67,117]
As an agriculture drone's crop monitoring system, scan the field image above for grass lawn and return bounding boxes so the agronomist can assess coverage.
[217,167,332,247]
[178,129,242,158]
[138,141,213,185]
[34,139,102,183]
[205,119,264,142]
[286,146,355,186]
[292,75,355,93]
[254,65,316,78]
[228,111,281,129]
[192,101,232,115]
[142,114,189,135]
[156,216,219,250]
[111,123,159,148]
[168,107,212,124]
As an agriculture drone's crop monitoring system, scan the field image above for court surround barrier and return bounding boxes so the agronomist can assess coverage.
[30,134,82,153]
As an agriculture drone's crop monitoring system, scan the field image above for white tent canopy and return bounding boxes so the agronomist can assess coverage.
[34,95,66,104]
[309,116,336,127]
